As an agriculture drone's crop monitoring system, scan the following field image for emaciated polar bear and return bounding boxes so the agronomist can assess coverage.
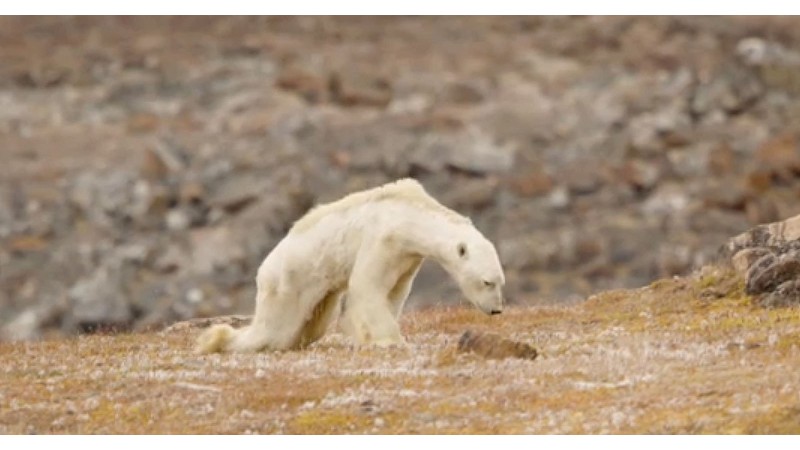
[196,178,505,353]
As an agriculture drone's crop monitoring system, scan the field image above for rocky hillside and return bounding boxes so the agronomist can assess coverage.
[3,17,800,339]
[3,265,800,434]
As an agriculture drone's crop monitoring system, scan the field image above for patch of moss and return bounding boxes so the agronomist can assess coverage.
[290,409,372,434]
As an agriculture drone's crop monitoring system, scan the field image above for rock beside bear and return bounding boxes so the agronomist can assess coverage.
[725,213,800,307]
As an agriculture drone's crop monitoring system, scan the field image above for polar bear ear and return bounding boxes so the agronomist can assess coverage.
[457,242,468,259]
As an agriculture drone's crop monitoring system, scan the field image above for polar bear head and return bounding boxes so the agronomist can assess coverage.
[445,228,506,315]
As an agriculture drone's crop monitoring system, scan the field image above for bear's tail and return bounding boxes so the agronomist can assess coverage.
[195,324,237,354]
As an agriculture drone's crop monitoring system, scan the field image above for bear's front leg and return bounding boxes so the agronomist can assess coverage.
[341,242,406,347]
[340,294,405,347]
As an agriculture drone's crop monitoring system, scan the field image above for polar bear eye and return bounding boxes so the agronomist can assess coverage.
[483,280,495,288]
[457,243,468,259]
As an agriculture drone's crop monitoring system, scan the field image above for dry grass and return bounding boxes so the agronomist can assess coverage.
[3,266,800,434]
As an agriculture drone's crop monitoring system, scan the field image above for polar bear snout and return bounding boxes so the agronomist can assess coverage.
[471,294,504,316]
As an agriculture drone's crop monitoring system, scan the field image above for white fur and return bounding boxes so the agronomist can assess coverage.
[196,178,505,354]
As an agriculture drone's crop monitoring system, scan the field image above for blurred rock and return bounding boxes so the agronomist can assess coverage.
[737,37,800,94]
[441,177,498,210]
[641,184,690,220]
[276,65,328,103]
[329,71,393,108]
[66,258,134,332]
[701,178,747,211]
[706,143,736,176]
[547,186,571,210]
[189,226,246,275]
[439,80,487,105]
[737,37,800,68]
[209,174,271,214]
[561,160,605,195]
[627,104,691,155]
[691,65,763,115]
[755,132,800,180]
[411,128,516,175]
[165,208,192,231]
[617,159,661,191]
[150,138,189,174]
[507,169,554,198]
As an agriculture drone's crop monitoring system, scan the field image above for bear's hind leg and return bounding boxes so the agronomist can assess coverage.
[234,284,326,352]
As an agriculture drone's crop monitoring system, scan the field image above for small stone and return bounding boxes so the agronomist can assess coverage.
[127,113,160,133]
[186,288,204,304]
[179,181,206,205]
[508,170,554,198]
[226,110,273,136]
[329,71,392,108]
[442,178,498,210]
[548,186,570,210]
[456,330,538,360]
[617,159,661,191]
[275,65,327,103]
[151,139,188,174]
[209,174,270,214]
[707,143,736,176]
[561,162,604,195]
[439,80,486,105]
[445,129,517,174]
[165,209,191,231]
[8,234,48,253]
[627,105,691,155]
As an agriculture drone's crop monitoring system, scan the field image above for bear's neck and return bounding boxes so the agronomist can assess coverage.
[390,208,467,268]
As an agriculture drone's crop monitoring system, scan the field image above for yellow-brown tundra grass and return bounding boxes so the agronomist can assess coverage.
[2,265,800,434]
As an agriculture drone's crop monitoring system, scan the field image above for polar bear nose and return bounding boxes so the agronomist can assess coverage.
[490,309,502,315]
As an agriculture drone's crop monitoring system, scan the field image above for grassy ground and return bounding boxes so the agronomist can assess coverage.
[2,266,800,434]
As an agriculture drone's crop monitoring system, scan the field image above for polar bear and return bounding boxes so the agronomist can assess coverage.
[196,178,505,354]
